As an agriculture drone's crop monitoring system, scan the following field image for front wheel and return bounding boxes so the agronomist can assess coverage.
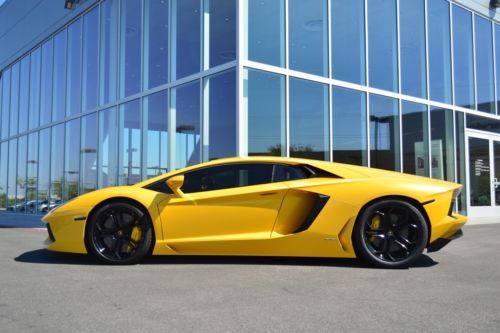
[85,202,154,265]
[352,199,428,269]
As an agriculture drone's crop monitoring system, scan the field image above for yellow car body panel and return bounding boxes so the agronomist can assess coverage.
[42,156,467,258]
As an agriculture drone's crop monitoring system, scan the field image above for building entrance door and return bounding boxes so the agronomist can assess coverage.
[466,130,500,219]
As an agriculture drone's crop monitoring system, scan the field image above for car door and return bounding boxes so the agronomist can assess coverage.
[158,163,289,253]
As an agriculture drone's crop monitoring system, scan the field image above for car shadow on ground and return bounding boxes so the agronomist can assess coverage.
[14,249,438,269]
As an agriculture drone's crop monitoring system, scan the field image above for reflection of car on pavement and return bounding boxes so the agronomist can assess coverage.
[43,157,467,268]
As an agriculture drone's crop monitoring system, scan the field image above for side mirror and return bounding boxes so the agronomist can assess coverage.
[166,175,185,198]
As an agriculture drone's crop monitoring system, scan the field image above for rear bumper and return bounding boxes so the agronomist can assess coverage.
[427,229,463,252]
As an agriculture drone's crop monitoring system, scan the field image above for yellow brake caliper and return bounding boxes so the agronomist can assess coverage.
[127,221,142,253]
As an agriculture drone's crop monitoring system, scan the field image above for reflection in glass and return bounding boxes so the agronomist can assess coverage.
[145,0,169,89]
[67,19,82,116]
[120,0,142,98]
[207,70,236,160]
[10,62,19,136]
[246,0,284,67]
[7,139,17,210]
[289,78,329,161]
[29,47,41,130]
[370,94,400,171]
[368,0,398,92]
[26,133,38,213]
[468,137,490,206]
[428,0,452,104]
[455,112,467,214]
[402,101,429,176]
[400,0,426,98]
[100,0,119,105]
[143,91,168,179]
[246,69,285,156]
[0,142,7,210]
[83,8,99,112]
[332,87,367,166]
[331,0,365,84]
[51,124,64,202]
[430,108,454,181]
[81,113,98,193]
[119,100,142,185]
[173,81,201,169]
[466,114,500,134]
[289,0,328,76]
[207,0,236,68]
[65,119,80,201]
[475,16,495,114]
[16,136,27,211]
[40,39,53,126]
[453,5,474,109]
[53,30,67,122]
[99,107,119,188]
[19,56,30,133]
[1,69,10,140]
[38,128,51,209]
[173,0,201,80]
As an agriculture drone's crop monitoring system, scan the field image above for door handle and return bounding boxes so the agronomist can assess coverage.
[494,178,499,189]
[260,192,277,196]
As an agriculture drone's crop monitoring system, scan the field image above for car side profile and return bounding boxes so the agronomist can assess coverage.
[42,157,467,268]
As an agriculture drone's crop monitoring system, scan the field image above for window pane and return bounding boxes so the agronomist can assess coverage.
[173,81,201,169]
[100,0,119,105]
[1,69,10,140]
[182,163,274,193]
[0,142,7,210]
[26,132,38,213]
[246,69,285,156]
[40,39,53,126]
[53,30,67,122]
[207,0,236,68]
[50,124,64,203]
[19,56,30,133]
[428,0,452,104]
[402,101,429,176]
[29,47,41,130]
[400,0,426,98]
[64,119,80,201]
[453,5,474,109]
[119,100,141,185]
[10,62,19,136]
[83,8,99,112]
[273,164,308,182]
[289,0,328,76]
[173,0,201,80]
[455,112,466,214]
[289,78,329,160]
[475,16,495,114]
[81,113,98,193]
[207,70,236,160]
[38,128,51,209]
[67,19,82,116]
[7,139,17,211]
[332,87,367,166]
[99,107,119,188]
[466,114,500,134]
[120,0,142,98]
[369,94,400,171]
[496,24,500,114]
[430,107,454,181]
[16,136,27,211]
[145,0,169,90]
[368,0,398,92]
[143,91,168,179]
[246,0,284,67]
[331,0,365,85]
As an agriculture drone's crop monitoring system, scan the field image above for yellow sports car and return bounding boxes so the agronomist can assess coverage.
[42,157,467,268]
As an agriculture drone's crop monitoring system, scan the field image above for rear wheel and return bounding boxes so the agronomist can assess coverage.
[352,199,428,268]
[85,202,153,265]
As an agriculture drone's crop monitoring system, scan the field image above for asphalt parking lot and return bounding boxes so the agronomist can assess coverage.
[0,224,499,333]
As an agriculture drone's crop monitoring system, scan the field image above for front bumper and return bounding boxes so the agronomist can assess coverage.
[42,209,89,254]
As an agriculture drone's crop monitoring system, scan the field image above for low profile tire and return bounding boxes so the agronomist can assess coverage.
[352,199,428,269]
[85,202,154,265]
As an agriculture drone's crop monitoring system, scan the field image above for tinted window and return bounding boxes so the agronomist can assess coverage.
[273,165,308,182]
[182,164,274,193]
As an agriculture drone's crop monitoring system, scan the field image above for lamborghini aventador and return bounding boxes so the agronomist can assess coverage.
[42,157,467,268]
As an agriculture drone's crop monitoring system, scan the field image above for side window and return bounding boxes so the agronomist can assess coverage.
[181,163,274,193]
[273,164,309,182]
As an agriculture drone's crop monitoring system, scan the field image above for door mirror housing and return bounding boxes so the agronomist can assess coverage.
[166,175,185,198]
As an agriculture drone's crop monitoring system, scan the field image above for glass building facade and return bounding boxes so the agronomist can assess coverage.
[1,0,500,218]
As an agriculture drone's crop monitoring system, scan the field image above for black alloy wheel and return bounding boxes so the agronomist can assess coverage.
[86,202,153,264]
[353,199,428,268]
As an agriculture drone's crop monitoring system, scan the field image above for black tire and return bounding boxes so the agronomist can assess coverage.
[85,202,154,265]
[352,199,428,269]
